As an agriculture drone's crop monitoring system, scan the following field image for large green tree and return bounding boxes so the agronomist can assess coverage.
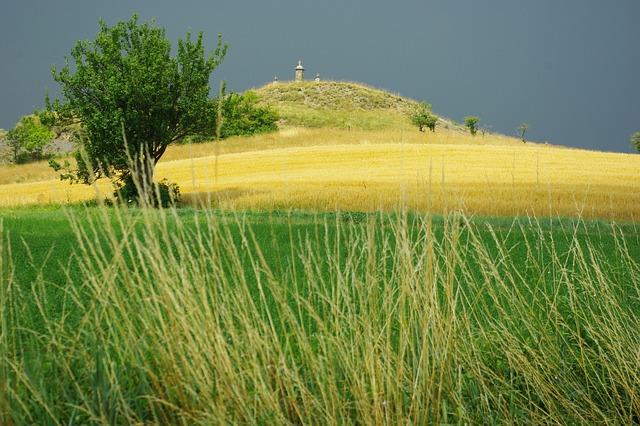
[49,15,226,200]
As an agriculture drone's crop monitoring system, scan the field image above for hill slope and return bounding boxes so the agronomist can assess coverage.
[256,81,418,113]
[254,81,459,131]
[1,138,639,220]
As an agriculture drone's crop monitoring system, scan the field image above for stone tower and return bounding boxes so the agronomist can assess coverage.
[295,60,305,82]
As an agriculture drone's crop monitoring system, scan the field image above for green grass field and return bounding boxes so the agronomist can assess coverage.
[2,81,640,424]
[3,206,640,289]
[2,205,640,423]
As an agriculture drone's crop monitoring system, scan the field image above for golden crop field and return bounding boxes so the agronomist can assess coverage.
[1,128,639,220]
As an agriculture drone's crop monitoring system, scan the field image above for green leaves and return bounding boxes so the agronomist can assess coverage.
[464,116,480,136]
[219,91,279,139]
[411,102,437,132]
[49,14,226,190]
[6,115,53,162]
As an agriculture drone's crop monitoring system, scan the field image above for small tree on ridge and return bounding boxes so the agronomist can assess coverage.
[465,116,480,136]
[411,102,437,132]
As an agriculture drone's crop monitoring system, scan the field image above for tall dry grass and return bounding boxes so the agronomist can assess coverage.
[0,127,522,186]
[1,204,640,424]
[1,129,638,221]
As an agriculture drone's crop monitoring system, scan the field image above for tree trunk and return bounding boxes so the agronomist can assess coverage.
[133,154,156,205]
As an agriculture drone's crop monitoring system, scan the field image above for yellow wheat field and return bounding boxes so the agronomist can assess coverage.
[0,128,638,220]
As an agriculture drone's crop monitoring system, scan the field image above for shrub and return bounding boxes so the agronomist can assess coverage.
[219,91,279,138]
[6,114,54,163]
[411,102,437,132]
[464,116,480,136]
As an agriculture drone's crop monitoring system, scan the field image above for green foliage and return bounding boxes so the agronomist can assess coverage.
[6,115,54,163]
[411,102,437,132]
[2,207,640,423]
[219,91,279,139]
[464,116,480,136]
[631,132,640,152]
[48,14,226,199]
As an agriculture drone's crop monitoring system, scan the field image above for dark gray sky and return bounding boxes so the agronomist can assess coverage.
[1,0,639,152]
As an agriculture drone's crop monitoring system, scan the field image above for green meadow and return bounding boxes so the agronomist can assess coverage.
[1,5,639,424]
[2,205,640,423]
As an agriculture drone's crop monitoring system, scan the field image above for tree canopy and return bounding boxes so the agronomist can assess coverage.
[49,14,226,201]
[464,116,480,136]
[410,102,437,132]
[6,115,53,163]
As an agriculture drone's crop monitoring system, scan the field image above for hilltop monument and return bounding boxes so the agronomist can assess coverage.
[295,60,305,82]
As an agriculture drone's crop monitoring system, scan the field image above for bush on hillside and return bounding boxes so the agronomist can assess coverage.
[411,102,437,132]
[464,116,480,136]
[219,91,279,139]
[6,114,54,163]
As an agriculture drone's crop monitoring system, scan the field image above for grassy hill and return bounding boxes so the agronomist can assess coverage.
[256,81,418,113]
[254,80,460,131]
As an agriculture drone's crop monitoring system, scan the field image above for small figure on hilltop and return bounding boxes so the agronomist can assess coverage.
[295,60,305,82]
[315,73,321,82]
[273,75,279,84]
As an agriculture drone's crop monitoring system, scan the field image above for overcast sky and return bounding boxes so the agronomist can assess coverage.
[1,0,638,152]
